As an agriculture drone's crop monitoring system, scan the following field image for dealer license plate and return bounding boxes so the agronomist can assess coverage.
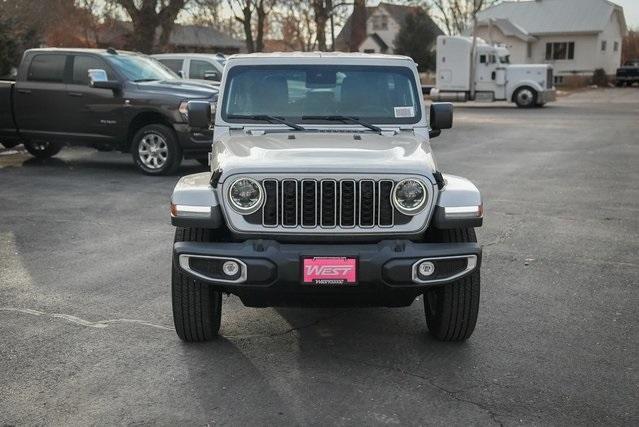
[301,256,357,285]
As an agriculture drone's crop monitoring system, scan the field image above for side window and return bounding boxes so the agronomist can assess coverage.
[27,54,66,82]
[479,55,486,64]
[190,60,221,80]
[72,55,110,85]
[158,59,183,74]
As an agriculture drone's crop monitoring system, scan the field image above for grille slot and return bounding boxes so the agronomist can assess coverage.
[378,180,394,227]
[320,180,337,227]
[340,180,356,227]
[262,180,278,226]
[359,180,375,227]
[301,180,317,227]
[259,178,408,229]
[281,180,298,227]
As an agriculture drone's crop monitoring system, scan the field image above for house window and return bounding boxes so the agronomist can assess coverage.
[613,41,619,52]
[363,49,375,54]
[479,54,486,64]
[545,42,575,60]
[601,40,607,51]
[372,14,388,31]
[554,75,564,85]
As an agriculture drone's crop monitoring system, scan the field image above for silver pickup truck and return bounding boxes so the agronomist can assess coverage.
[169,53,483,342]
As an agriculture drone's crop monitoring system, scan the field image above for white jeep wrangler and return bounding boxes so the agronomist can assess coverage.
[170,53,483,342]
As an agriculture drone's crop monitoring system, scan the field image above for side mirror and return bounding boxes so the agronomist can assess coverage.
[88,68,121,91]
[187,100,212,129]
[177,70,184,78]
[429,102,453,138]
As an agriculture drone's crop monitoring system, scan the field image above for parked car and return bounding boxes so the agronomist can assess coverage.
[169,52,484,342]
[616,60,639,86]
[0,48,218,174]
[153,53,225,83]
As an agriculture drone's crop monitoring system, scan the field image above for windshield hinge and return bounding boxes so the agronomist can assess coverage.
[380,128,400,137]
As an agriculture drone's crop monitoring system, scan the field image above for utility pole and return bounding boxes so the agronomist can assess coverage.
[469,0,481,101]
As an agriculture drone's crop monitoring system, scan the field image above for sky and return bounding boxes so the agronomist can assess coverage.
[612,0,639,29]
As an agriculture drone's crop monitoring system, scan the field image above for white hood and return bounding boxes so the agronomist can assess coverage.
[211,130,437,182]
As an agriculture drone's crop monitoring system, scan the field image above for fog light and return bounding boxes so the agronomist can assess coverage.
[418,261,435,277]
[222,260,240,277]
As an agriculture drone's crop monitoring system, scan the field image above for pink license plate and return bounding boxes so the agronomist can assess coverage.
[302,257,357,285]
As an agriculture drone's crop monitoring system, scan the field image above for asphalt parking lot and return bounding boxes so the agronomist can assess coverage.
[1,88,638,425]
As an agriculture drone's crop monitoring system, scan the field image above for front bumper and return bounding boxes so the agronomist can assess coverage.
[174,239,481,307]
[538,89,556,104]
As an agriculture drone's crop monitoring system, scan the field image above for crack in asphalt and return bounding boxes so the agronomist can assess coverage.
[332,354,507,426]
[0,306,346,339]
[0,307,174,331]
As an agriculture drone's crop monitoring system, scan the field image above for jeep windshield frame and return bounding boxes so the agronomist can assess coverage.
[220,64,422,126]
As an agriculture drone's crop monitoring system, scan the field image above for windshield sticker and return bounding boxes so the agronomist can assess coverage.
[394,106,415,118]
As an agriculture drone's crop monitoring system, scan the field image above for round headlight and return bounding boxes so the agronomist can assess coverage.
[392,179,428,215]
[228,177,263,214]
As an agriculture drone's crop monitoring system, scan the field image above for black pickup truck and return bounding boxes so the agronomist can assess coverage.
[615,59,639,87]
[0,48,217,174]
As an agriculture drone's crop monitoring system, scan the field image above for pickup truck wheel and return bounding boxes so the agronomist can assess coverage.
[23,141,62,159]
[172,227,222,342]
[514,87,536,108]
[423,228,480,342]
[132,124,182,175]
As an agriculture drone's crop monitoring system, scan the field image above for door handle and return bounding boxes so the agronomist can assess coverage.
[17,89,31,94]
[68,92,83,97]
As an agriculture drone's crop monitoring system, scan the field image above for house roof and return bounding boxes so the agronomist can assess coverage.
[96,21,242,50]
[476,18,537,42]
[477,0,627,36]
[168,25,243,49]
[367,33,389,51]
[334,3,442,50]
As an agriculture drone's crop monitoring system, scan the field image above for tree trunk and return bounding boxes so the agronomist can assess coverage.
[349,0,366,52]
[255,0,266,52]
[312,0,328,51]
[130,2,158,53]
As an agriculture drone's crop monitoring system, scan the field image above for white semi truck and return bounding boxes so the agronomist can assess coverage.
[430,36,556,108]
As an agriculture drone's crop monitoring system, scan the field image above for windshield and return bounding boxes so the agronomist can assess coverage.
[222,65,421,125]
[107,54,178,82]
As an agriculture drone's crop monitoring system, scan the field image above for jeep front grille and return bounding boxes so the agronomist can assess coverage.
[259,178,404,229]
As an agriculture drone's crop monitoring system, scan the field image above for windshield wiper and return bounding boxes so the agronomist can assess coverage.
[302,115,382,135]
[227,114,306,131]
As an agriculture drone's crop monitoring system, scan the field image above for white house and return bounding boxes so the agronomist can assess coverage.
[475,0,627,83]
[335,3,443,54]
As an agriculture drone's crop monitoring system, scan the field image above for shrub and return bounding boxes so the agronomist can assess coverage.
[592,68,608,86]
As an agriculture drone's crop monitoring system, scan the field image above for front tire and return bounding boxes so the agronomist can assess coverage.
[514,87,537,108]
[23,141,62,158]
[423,228,480,341]
[172,227,222,342]
[132,124,182,175]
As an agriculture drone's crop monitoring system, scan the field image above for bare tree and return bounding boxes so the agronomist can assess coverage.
[110,0,189,53]
[227,0,276,52]
[273,0,316,51]
[429,0,496,35]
